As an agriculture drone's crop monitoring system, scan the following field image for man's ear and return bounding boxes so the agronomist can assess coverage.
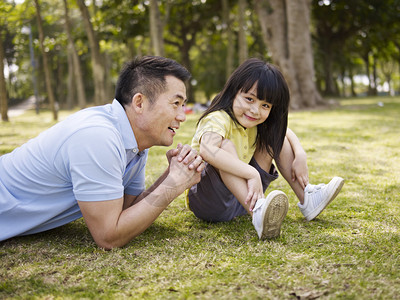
[131,93,145,113]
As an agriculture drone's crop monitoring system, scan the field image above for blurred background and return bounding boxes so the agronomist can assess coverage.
[0,0,399,121]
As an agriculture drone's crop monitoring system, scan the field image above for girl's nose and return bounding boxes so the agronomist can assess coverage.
[250,104,259,115]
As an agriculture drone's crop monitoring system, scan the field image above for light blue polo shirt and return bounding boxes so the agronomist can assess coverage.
[0,100,148,241]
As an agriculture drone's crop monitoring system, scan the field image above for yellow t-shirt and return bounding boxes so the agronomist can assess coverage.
[191,110,257,164]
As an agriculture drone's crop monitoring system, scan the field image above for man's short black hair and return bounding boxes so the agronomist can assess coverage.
[115,56,191,107]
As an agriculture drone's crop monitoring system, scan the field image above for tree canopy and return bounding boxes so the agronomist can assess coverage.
[1,0,399,120]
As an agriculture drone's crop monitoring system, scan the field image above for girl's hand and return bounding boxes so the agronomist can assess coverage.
[291,155,309,190]
[245,172,264,211]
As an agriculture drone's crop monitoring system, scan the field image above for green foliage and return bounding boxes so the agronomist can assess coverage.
[2,0,400,106]
[1,97,399,298]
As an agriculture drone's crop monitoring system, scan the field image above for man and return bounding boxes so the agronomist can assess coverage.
[0,56,204,249]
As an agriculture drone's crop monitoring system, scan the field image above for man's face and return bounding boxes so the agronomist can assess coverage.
[139,76,187,148]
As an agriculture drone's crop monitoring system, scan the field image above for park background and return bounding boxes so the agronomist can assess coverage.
[0,0,400,119]
[0,0,400,299]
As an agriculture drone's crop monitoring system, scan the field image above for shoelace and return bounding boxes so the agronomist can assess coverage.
[306,183,325,194]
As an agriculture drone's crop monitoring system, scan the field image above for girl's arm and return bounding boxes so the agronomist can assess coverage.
[199,131,263,207]
[285,128,309,189]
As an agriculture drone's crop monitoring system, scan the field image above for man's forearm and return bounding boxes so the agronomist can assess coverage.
[126,168,170,207]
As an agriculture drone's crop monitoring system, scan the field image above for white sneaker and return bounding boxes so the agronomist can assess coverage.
[252,190,288,240]
[298,176,344,221]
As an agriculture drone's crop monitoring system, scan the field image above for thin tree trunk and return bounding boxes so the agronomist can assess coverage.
[76,0,106,105]
[63,0,86,108]
[371,55,378,96]
[180,33,195,103]
[33,0,58,120]
[222,0,234,79]
[0,31,9,122]
[149,0,165,56]
[322,47,336,95]
[56,55,65,107]
[66,47,75,110]
[349,67,356,97]
[363,53,372,96]
[238,0,248,64]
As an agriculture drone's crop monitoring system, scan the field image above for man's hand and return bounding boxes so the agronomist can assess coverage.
[165,144,204,195]
[167,143,204,172]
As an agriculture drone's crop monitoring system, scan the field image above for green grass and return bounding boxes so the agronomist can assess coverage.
[1,97,399,299]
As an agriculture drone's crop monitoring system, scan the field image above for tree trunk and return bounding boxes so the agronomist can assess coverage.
[238,0,248,64]
[181,38,195,103]
[371,55,378,96]
[255,0,322,109]
[149,0,165,56]
[56,55,65,107]
[362,53,372,96]
[34,0,58,120]
[66,47,74,110]
[348,67,356,97]
[63,0,86,109]
[222,0,234,79]
[76,0,107,105]
[0,31,9,122]
[322,47,337,96]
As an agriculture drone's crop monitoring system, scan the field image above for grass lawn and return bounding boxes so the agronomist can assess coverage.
[0,96,399,299]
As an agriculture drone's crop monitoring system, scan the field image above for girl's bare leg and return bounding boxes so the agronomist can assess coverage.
[276,137,305,203]
[253,138,305,203]
[217,139,253,215]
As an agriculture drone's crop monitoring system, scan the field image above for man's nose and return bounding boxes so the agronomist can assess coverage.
[177,107,186,122]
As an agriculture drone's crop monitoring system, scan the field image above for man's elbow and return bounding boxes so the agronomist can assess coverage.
[92,232,137,250]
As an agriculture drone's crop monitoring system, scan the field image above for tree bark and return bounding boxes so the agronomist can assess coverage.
[222,0,234,79]
[255,0,322,109]
[63,0,86,109]
[76,0,107,105]
[238,0,248,64]
[66,46,74,110]
[149,0,165,56]
[33,0,58,120]
[0,31,9,122]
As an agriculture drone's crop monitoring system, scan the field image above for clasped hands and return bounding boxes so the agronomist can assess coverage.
[166,143,205,193]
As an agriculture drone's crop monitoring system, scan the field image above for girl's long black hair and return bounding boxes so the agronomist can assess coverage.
[198,58,290,162]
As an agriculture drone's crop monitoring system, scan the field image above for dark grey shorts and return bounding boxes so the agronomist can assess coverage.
[188,157,279,222]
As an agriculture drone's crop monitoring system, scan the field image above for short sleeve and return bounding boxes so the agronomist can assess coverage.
[123,151,148,196]
[62,126,126,201]
[192,111,231,150]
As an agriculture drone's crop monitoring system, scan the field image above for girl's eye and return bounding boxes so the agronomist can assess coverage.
[245,97,253,102]
[262,103,272,109]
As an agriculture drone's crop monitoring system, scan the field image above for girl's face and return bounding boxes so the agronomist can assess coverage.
[232,83,272,129]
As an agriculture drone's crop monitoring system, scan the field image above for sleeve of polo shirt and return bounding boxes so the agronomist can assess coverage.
[124,150,148,196]
[195,111,230,144]
[64,126,125,201]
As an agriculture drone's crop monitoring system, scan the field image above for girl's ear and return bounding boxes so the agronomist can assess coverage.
[131,93,145,113]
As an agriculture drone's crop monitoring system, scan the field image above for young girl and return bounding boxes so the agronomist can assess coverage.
[187,58,344,240]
